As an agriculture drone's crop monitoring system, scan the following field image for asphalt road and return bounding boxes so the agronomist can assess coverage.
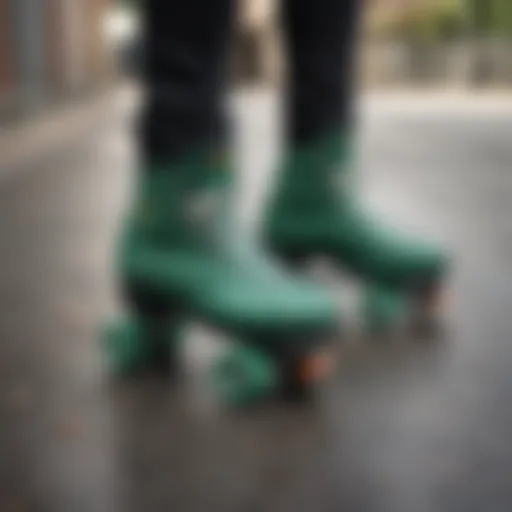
[1,90,512,512]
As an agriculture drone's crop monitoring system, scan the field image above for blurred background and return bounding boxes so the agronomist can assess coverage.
[2,0,512,123]
[1,2,512,512]
[2,0,512,122]
[236,0,512,89]
[0,0,113,121]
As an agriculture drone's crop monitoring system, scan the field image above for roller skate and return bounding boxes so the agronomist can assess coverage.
[104,149,338,405]
[263,132,448,339]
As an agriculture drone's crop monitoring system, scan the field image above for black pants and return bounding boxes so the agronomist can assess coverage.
[141,0,360,165]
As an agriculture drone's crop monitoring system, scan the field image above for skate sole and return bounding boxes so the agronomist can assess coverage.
[273,248,448,341]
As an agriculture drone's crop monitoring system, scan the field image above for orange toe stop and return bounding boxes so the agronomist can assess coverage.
[298,350,336,383]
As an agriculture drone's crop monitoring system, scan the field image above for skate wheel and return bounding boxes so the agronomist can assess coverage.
[212,345,278,407]
[420,282,445,313]
[362,285,408,340]
[281,348,335,401]
[297,349,335,384]
[102,318,178,376]
[412,281,447,336]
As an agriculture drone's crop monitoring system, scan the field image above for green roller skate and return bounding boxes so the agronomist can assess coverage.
[105,148,338,404]
[264,132,448,339]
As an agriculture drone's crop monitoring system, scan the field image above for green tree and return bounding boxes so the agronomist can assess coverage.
[469,0,512,36]
[385,0,466,43]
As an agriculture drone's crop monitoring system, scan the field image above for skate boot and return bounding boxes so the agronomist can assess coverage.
[264,132,448,338]
[105,149,338,404]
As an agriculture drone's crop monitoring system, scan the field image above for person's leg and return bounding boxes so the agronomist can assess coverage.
[140,0,233,165]
[106,0,337,400]
[264,0,447,335]
[281,0,360,145]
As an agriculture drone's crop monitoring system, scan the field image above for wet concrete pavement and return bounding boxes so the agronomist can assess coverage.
[1,90,512,511]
